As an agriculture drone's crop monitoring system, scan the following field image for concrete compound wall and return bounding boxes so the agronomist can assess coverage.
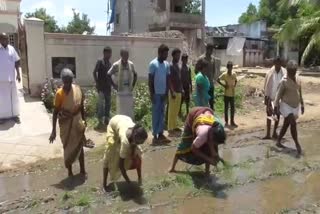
[23,18,183,96]
[215,49,243,67]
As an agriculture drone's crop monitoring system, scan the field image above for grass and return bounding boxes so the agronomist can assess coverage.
[74,194,92,207]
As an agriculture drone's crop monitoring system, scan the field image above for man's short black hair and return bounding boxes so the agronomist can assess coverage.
[181,53,189,59]
[227,61,233,66]
[274,56,282,63]
[171,48,181,57]
[206,43,215,50]
[158,44,169,54]
[103,46,112,53]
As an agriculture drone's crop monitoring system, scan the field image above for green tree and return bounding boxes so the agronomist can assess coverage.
[63,9,95,34]
[277,0,320,64]
[184,0,201,15]
[25,8,59,33]
[238,3,259,24]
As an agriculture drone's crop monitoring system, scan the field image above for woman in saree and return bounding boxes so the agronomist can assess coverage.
[102,115,148,192]
[194,60,211,107]
[169,107,226,176]
[49,69,86,177]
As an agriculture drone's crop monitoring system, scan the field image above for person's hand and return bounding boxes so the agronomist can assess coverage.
[49,130,56,144]
[171,92,176,99]
[114,84,119,92]
[208,158,218,166]
[16,74,21,83]
[150,94,155,104]
[301,105,305,115]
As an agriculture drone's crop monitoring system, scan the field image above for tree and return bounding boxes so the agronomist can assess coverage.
[184,0,202,15]
[277,0,320,65]
[63,9,95,35]
[25,8,59,33]
[238,3,259,24]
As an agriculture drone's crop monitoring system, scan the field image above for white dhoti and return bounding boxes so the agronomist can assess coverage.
[116,92,134,119]
[0,81,20,119]
[280,102,300,119]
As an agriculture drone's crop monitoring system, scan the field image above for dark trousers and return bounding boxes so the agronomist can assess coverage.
[97,90,111,123]
[208,85,215,110]
[224,96,235,124]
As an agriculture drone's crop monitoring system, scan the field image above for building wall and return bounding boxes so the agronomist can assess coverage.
[24,18,183,96]
[215,49,243,67]
[113,0,154,34]
[0,0,21,32]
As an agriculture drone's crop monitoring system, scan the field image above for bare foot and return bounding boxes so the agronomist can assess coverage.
[276,142,286,148]
[272,133,279,140]
[68,171,74,177]
[169,168,177,173]
[262,135,272,140]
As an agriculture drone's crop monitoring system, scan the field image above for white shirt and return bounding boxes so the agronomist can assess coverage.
[271,71,284,100]
[0,44,20,82]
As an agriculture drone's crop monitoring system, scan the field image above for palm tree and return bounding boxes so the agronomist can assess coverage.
[277,0,320,65]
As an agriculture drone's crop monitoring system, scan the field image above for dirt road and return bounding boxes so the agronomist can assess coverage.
[1,70,320,214]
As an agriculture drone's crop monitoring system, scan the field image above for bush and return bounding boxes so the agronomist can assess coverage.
[40,78,61,112]
[134,83,152,129]
[84,88,98,117]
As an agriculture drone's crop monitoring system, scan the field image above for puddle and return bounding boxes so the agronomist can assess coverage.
[0,125,319,213]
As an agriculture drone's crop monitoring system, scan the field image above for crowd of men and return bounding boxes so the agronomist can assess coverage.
[1,32,305,189]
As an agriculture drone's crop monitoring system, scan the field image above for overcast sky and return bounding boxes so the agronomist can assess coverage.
[20,0,260,35]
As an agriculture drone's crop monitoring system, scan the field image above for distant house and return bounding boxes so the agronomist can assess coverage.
[206,21,269,67]
[0,0,20,48]
[112,0,206,56]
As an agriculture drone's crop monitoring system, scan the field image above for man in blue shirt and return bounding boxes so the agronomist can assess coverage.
[148,44,171,144]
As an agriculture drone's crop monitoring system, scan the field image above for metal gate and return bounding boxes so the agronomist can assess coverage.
[18,20,30,94]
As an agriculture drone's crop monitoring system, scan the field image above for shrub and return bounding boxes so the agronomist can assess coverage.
[134,83,152,129]
[40,78,61,112]
[83,88,98,117]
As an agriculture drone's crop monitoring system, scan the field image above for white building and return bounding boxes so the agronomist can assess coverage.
[0,0,20,47]
[112,0,206,56]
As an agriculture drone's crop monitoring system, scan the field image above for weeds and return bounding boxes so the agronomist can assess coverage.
[74,194,92,207]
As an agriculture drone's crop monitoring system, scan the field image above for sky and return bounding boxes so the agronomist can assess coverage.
[20,0,260,35]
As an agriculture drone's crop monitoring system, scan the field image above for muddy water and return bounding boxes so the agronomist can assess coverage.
[0,125,320,213]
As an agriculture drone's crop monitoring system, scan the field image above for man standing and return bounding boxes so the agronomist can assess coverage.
[179,53,192,117]
[168,48,182,135]
[196,43,216,110]
[108,48,137,119]
[217,61,238,127]
[0,33,21,124]
[149,44,171,143]
[93,47,115,128]
[263,57,286,140]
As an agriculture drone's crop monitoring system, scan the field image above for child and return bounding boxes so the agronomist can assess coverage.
[217,61,238,127]
[274,60,304,157]
[179,53,192,117]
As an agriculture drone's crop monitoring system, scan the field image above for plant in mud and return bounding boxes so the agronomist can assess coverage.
[74,194,92,207]
[41,78,62,112]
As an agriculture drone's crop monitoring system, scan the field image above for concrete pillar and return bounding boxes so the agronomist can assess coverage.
[166,0,170,31]
[201,0,206,52]
[24,18,46,96]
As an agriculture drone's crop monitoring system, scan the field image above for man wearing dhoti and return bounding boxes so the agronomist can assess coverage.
[0,33,21,124]
[108,49,137,119]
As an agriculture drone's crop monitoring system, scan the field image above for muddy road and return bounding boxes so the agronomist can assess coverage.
[1,121,320,214]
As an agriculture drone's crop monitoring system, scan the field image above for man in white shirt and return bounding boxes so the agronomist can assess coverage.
[263,57,286,140]
[0,33,21,124]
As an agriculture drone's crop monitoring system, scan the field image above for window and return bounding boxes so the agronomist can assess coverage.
[116,13,120,25]
[51,57,76,79]
[128,0,132,32]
